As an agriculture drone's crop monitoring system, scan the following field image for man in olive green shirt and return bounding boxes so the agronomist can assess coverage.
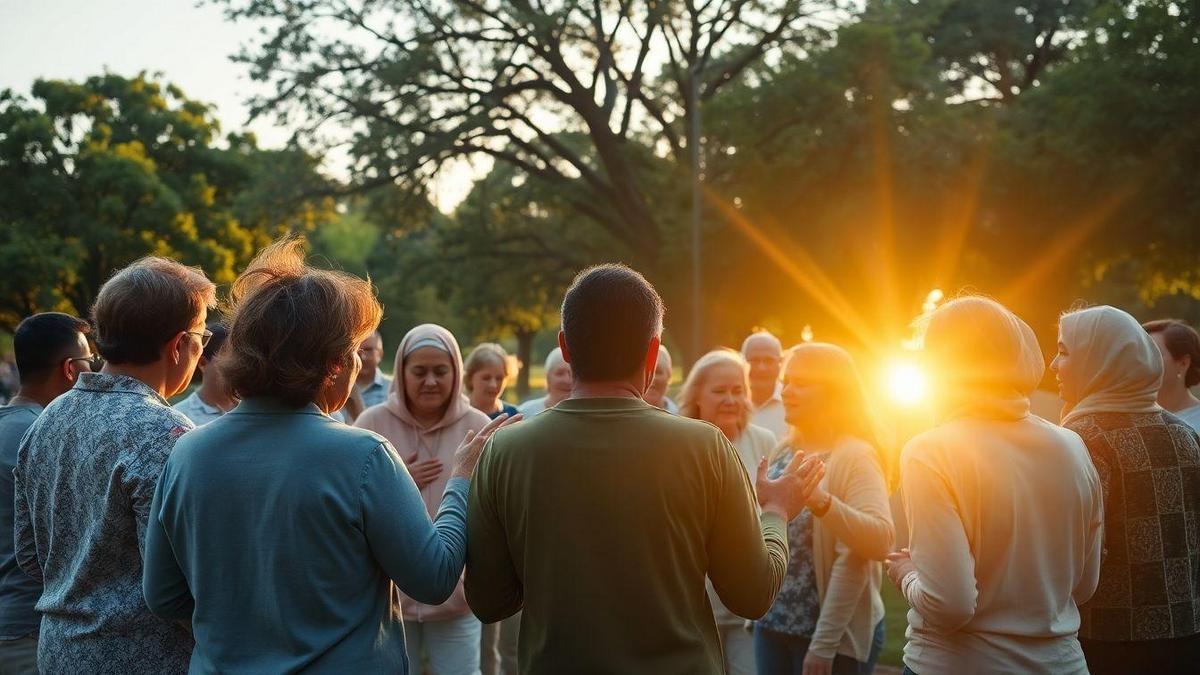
[466,264,821,674]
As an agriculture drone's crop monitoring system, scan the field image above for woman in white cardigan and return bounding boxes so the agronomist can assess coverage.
[886,296,1104,675]
[755,343,894,675]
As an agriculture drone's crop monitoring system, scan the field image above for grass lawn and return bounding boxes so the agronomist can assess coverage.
[879,578,909,667]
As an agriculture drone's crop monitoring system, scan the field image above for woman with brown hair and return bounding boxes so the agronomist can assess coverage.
[142,238,516,672]
[1143,318,1200,431]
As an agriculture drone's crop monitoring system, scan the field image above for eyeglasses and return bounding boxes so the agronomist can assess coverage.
[185,330,214,348]
[67,355,104,373]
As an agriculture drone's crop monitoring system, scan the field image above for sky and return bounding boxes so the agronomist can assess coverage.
[0,0,477,210]
[0,1,286,144]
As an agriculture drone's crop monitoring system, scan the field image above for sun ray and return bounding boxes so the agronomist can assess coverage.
[705,191,886,356]
[1001,181,1142,303]
[930,144,992,291]
[866,94,902,342]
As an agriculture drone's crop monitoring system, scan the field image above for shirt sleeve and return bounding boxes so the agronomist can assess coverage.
[808,539,870,658]
[707,432,789,619]
[12,437,41,582]
[1074,459,1105,606]
[360,441,468,605]
[142,464,195,621]
[900,453,979,632]
[818,448,895,561]
[465,436,523,623]
[808,448,893,657]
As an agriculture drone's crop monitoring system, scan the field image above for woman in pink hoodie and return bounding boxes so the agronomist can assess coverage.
[356,323,492,674]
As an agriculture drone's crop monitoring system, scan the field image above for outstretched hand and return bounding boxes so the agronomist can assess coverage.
[756,451,825,521]
[451,412,524,480]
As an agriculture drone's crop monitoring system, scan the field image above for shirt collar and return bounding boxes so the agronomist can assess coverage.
[360,368,389,392]
[75,372,169,406]
[189,391,222,414]
[230,397,325,416]
[553,397,653,413]
[756,382,784,409]
[373,369,390,388]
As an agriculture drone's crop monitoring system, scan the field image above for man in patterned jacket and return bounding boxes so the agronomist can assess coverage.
[13,257,215,674]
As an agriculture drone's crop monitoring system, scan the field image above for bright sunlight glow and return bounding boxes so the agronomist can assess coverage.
[886,360,929,407]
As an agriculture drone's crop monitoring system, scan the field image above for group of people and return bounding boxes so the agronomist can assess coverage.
[1,237,1199,675]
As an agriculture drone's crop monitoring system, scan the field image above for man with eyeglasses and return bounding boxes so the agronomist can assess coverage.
[0,313,92,674]
[741,330,789,440]
[13,257,214,674]
[173,324,235,426]
[355,330,391,408]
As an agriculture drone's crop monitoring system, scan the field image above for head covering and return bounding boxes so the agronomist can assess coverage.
[1059,305,1162,426]
[923,296,1045,422]
[386,323,473,432]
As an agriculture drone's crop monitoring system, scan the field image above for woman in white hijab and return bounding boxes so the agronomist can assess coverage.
[1053,305,1200,674]
[886,296,1104,675]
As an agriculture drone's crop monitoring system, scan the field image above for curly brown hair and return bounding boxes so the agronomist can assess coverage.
[221,237,382,407]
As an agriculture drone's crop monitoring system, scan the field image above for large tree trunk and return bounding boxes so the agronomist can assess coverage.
[514,328,534,401]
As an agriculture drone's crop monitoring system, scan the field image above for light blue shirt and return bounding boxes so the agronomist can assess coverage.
[360,369,392,409]
[173,390,225,426]
[143,397,469,673]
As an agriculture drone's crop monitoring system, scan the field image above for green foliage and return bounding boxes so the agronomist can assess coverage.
[0,73,336,329]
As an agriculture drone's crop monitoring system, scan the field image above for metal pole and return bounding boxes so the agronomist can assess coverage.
[689,71,703,362]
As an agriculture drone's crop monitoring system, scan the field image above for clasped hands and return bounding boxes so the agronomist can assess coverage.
[754,451,827,521]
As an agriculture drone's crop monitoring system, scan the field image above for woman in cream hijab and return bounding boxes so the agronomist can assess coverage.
[1053,305,1200,674]
[887,296,1103,675]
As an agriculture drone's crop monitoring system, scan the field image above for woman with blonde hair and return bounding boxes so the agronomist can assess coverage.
[1054,306,1200,674]
[464,342,520,420]
[141,238,517,671]
[756,343,893,675]
[676,348,777,675]
[888,297,1103,675]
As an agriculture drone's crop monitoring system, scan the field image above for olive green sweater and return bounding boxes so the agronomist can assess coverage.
[466,397,788,674]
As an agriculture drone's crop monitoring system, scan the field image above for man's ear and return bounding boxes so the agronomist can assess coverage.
[61,358,76,383]
[167,332,188,365]
[558,331,571,364]
[643,335,662,390]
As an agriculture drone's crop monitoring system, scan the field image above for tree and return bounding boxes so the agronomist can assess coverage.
[912,0,1104,103]
[436,161,601,397]
[0,73,335,329]
[212,0,843,357]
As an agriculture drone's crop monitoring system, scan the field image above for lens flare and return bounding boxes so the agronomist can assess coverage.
[886,360,928,406]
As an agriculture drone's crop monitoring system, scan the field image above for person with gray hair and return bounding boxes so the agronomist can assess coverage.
[741,330,789,439]
[643,344,679,413]
[517,347,572,416]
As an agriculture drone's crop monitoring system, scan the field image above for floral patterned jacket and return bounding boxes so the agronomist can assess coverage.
[13,373,194,673]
